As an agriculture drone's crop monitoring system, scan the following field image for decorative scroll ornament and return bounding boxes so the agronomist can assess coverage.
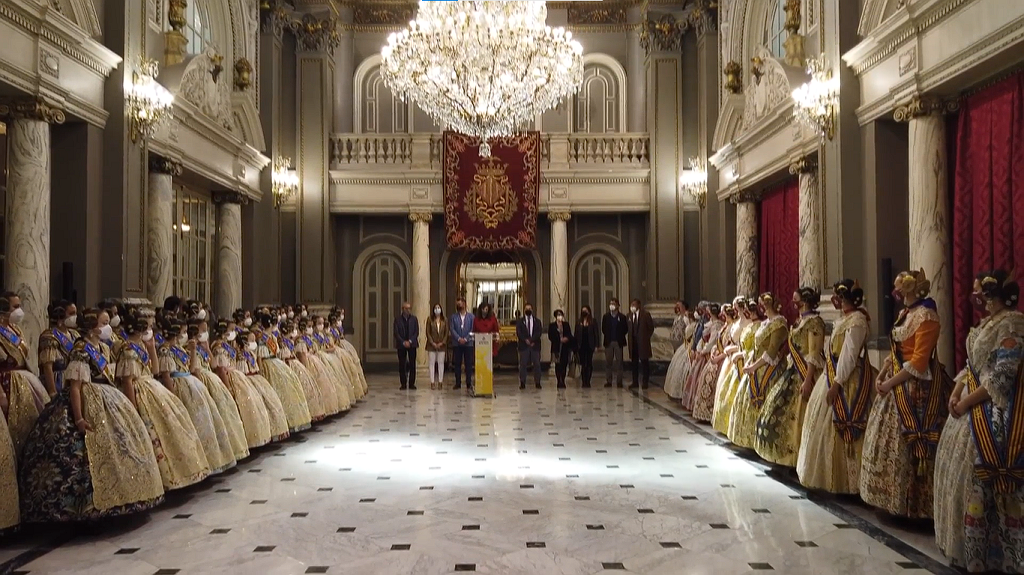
[723,60,743,94]
[148,155,184,176]
[547,211,572,223]
[408,212,434,224]
[213,190,249,205]
[740,47,792,133]
[234,58,253,91]
[687,0,718,37]
[259,0,288,38]
[729,187,763,205]
[354,3,417,26]
[893,95,959,122]
[466,157,518,229]
[0,97,66,124]
[178,48,233,131]
[640,13,686,54]
[290,13,340,54]
[788,156,818,175]
[567,3,627,26]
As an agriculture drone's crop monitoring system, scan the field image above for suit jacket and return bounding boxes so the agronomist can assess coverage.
[449,312,475,347]
[393,313,419,350]
[547,321,575,358]
[602,312,628,348]
[516,315,543,351]
[627,310,655,359]
[575,319,600,352]
[425,316,449,349]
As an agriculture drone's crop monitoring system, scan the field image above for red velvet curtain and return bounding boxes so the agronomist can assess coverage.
[758,177,800,323]
[951,72,1024,369]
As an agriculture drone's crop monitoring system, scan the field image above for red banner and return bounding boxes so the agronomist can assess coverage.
[443,132,540,251]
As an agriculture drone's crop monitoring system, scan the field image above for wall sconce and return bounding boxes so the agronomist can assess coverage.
[126,58,174,142]
[792,56,839,140]
[271,156,299,208]
[679,157,708,209]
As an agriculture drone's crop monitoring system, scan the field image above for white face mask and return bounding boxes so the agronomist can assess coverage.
[340,313,345,322]
[556,315,564,321]
[336,320,344,327]
[64,314,77,328]
[301,310,308,317]
[109,314,121,328]
[609,305,617,312]
[226,330,237,342]
[199,331,209,343]
[629,306,637,314]
[316,324,324,331]
[247,341,257,352]
[9,308,25,324]
[197,309,207,321]
[693,311,701,320]
[288,311,295,318]
[434,308,441,315]
[243,317,252,327]
[99,324,113,340]
[290,330,298,338]
[142,329,153,342]
[177,333,188,345]
[305,327,313,335]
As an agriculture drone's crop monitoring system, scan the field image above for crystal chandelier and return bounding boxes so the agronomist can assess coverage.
[380,1,584,157]
[792,56,839,140]
[126,58,174,142]
[271,156,299,208]
[680,157,708,208]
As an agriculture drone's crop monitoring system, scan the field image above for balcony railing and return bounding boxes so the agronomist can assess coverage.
[328,132,650,169]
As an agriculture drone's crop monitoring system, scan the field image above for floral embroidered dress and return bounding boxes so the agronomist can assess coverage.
[281,335,331,420]
[796,309,876,494]
[38,326,79,394]
[158,343,236,474]
[682,319,723,410]
[861,300,946,518]
[19,340,164,522]
[664,319,698,400]
[115,341,210,490]
[934,311,1024,569]
[191,345,250,462]
[755,313,825,467]
[728,316,789,449]
[302,334,351,411]
[691,320,730,422]
[0,324,49,459]
[211,341,272,449]
[712,318,754,435]
[318,330,359,403]
[333,327,368,397]
[255,332,311,433]
[237,347,290,442]
[0,386,19,534]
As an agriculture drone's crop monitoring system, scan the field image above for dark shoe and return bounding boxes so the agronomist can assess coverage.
[556,383,566,389]
[535,383,542,389]
[604,383,613,388]
[582,383,592,388]
[409,384,417,390]
[629,384,640,390]
[520,383,526,390]
[640,383,649,389]
[453,384,462,390]
[400,385,408,390]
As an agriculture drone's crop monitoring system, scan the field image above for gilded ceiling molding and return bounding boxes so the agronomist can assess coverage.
[234,58,253,91]
[892,94,959,122]
[290,13,341,54]
[687,0,718,37]
[259,0,289,39]
[353,3,416,26]
[0,97,66,124]
[640,13,687,54]
[567,3,627,26]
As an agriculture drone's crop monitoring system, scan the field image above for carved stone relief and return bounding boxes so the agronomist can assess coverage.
[640,13,687,54]
[567,3,627,26]
[739,46,794,133]
[353,3,417,26]
[179,47,235,131]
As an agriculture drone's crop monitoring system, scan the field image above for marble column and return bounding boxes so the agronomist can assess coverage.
[549,212,571,316]
[735,200,759,296]
[626,5,647,132]
[790,157,823,291]
[333,6,354,133]
[410,212,432,374]
[1,99,64,371]
[898,96,953,370]
[215,192,246,317]
[146,156,181,306]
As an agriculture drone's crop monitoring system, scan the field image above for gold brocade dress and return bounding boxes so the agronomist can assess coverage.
[256,334,311,433]
[796,309,876,494]
[0,397,19,533]
[238,349,290,442]
[212,342,272,449]
[318,332,358,404]
[728,316,789,449]
[0,325,49,459]
[691,322,730,422]
[334,328,368,397]
[159,344,236,474]
[328,330,364,401]
[711,320,753,434]
[282,337,332,419]
[755,314,825,467]
[861,302,945,518]
[39,326,79,394]
[191,346,250,461]
[664,322,698,400]
[682,321,722,410]
[302,335,351,411]
[114,341,210,490]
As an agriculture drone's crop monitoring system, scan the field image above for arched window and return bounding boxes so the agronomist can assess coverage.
[361,251,407,359]
[574,64,619,133]
[575,251,621,322]
[182,0,213,56]
[766,0,788,59]
[363,67,408,133]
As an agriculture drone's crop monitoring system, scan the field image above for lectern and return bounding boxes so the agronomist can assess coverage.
[473,332,494,397]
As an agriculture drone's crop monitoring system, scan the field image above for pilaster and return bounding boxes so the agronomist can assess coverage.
[625,4,647,132]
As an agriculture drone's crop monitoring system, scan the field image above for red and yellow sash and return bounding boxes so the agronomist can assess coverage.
[826,348,874,444]
[749,358,783,409]
[965,361,1024,494]
[789,334,811,382]
[890,340,948,471]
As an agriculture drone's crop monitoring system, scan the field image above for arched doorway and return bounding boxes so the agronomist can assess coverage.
[353,245,410,363]
[453,250,531,368]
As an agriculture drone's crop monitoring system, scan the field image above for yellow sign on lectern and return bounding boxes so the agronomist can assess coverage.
[474,332,494,397]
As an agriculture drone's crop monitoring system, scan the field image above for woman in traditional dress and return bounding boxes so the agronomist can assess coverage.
[297,317,350,412]
[755,288,825,467]
[728,293,789,450]
[115,307,210,490]
[188,314,250,462]
[0,373,19,533]
[326,309,364,401]
[39,300,79,399]
[332,307,368,397]
[796,279,876,494]
[712,298,755,435]
[691,303,734,422]
[279,318,329,421]
[19,308,164,522]
[236,328,289,442]
[314,314,358,404]
[663,303,702,401]
[97,299,125,351]
[0,291,49,459]
[682,304,723,410]
[255,313,311,433]
[861,269,946,518]
[157,314,236,474]
[935,269,1024,572]
[210,319,272,449]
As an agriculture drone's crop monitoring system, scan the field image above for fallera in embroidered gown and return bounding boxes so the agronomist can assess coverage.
[934,379,974,567]
[158,343,236,474]
[711,319,754,435]
[318,331,358,404]
[0,324,50,459]
[284,336,335,418]
[334,328,368,397]
[302,334,351,411]
[796,309,876,494]
[238,348,290,442]
[682,320,722,410]
[0,403,19,534]
[728,316,789,450]
[212,341,272,449]
[19,340,164,522]
[860,300,947,518]
[328,329,363,401]
[256,332,312,433]
[755,313,825,467]
[191,344,250,461]
[114,341,210,490]
[39,326,79,394]
[663,321,698,400]
[691,320,730,422]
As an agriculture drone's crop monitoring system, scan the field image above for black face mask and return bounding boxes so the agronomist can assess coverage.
[524,309,533,317]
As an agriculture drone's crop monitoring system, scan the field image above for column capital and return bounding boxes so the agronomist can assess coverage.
[640,13,687,55]
[788,156,818,175]
[291,13,340,55]
[148,155,183,176]
[729,189,762,205]
[687,0,718,38]
[547,211,572,223]
[408,211,433,224]
[260,0,289,39]
[213,190,250,205]
[893,94,959,122]
[0,97,66,124]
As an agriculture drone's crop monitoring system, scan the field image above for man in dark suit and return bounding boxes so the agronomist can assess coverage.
[393,301,419,390]
[627,298,655,389]
[449,297,475,392]
[602,298,628,387]
[516,302,543,389]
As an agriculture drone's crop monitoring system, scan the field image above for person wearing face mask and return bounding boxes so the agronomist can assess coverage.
[114,306,211,490]
[670,301,691,351]
[933,269,1024,572]
[156,315,237,474]
[516,303,544,390]
[309,314,353,402]
[474,302,501,359]
[692,303,733,422]
[235,328,290,442]
[449,297,475,393]
[574,306,600,388]
[187,319,249,462]
[253,312,312,433]
[682,303,723,409]
[19,307,165,523]
[393,302,420,391]
[97,299,124,349]
[326,309,365,401]
[665,301,705,400]
[0,370,16,534]
[297,317,351,412]
[547,309,575,389]
[713,298,757,434]
[426,304,450,390]
[210,319,273,449]
[39,299,80,398]
[0,291,49,459]
[796,279,877,495]
[626,299,655,390]
[602,298,628,388]
[277,318,329,421]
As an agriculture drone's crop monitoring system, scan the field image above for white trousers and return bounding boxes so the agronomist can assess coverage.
[428,350,446,383]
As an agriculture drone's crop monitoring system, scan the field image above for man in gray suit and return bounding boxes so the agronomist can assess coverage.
[516,302,543,390]
[393,301,419,390]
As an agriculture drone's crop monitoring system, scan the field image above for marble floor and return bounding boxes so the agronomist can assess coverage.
[0,374,958,575]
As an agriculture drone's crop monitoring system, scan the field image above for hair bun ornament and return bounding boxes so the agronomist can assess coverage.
[1007,268,1018,285]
